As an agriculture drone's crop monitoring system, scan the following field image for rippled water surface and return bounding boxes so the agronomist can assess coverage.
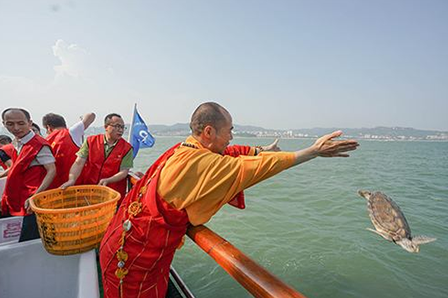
[134,137,448,298]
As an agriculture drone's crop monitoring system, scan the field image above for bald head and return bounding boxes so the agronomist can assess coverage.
[190,102,231,136]
[2,108,31,121]
[2,108,33,139]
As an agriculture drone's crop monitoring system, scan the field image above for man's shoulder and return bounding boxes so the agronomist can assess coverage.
[32,134,51,146]
[173,146,231,164]
[87,134,104,141]
[118,137,132,148]
[47,128,69,139]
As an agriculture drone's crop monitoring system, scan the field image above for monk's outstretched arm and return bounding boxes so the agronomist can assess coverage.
[292,131,359,166]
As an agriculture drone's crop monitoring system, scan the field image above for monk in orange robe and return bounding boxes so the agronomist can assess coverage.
[100,102,359,298]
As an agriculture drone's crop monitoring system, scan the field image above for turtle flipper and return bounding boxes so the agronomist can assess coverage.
[412,235,437,245]
[366,228,393,241]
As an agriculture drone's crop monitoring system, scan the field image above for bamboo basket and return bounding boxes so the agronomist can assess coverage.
[29,185,120,255]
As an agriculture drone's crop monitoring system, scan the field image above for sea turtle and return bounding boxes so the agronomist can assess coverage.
[358,190,436,253]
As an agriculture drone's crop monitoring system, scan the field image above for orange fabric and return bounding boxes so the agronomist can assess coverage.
[100,139,295,298]
[158,136,296,226]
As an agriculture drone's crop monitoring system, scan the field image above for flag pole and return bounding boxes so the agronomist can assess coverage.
[128,103,137,142]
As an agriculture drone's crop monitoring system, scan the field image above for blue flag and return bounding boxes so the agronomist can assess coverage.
[130,106,155,158]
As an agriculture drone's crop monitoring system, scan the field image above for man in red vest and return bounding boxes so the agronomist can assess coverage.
[1,108,56,241]
[61,113,133,203]
[43,112,96,189]
[99,102,359,298]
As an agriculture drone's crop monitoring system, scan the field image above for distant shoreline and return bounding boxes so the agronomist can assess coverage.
[1,124,447,142]
[151,135,448,142]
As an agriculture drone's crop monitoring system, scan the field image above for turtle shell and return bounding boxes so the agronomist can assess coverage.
[367,192,411,241]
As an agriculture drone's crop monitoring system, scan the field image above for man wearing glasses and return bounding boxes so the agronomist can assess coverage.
[61,113,133,204]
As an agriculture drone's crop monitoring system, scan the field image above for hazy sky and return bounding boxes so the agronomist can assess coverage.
[1,0,447,131]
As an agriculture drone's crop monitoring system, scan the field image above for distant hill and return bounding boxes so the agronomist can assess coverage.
[1,124,447,141]
[140,124,448,140]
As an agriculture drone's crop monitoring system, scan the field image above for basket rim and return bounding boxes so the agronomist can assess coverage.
[29,185,120,214]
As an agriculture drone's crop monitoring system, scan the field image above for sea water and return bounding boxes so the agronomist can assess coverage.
[133,137,448,298]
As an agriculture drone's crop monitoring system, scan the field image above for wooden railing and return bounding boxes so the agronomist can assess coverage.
[187,225,307,298]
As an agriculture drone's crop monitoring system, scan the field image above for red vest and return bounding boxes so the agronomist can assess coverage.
[78,135,132,203]
[100,143,188,298]
[1,135,49,216]
[46,129,80,189]
[223,145,251,209]
[100,143,250,298]
[0,144,18,170]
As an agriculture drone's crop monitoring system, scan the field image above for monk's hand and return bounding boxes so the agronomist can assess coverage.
[98,178,110,186]
[60,179,75,190]
[263,138,281,152]
[24,198,33,214]
[312,130,359,158]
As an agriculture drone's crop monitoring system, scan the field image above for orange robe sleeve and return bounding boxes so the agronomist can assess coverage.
[158,137,295,226]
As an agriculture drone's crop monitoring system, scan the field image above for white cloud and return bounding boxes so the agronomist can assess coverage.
[0,39,139,126]
[52,39,92,79]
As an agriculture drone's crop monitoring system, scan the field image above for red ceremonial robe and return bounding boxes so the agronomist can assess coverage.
[78,135,132,204]
[1,135,48,216]
[100,143,251,298]
[46,128,80,189]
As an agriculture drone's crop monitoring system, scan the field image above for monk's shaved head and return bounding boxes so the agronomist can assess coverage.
[190,102,231,136]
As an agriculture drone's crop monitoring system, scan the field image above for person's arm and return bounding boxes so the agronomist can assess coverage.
[0,160,12,178]
[24,162,56,213]
[0,149,11,164]
[81,112,96,130]
[98,169,130,186]
[225,139,281,157]
[35,162,56,193]
[0,149,12,178]
[291,130,359,166]
[61,139,89,189]
[60,156,87,189]
[255,139,281,155]
[98,147,133,185]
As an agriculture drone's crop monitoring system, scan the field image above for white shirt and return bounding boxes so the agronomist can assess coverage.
[68,120,86,147]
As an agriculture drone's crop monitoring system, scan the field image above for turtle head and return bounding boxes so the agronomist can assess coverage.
[398,236,437,253]
[358,190,372,200]
[397,238,419,253]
